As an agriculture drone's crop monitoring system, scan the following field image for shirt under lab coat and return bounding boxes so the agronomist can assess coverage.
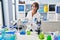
[26,10,41,30]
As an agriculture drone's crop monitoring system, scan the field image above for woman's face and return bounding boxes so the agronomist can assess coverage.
[32,4,37,11]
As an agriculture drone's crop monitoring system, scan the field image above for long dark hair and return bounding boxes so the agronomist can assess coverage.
[31,2,39,10]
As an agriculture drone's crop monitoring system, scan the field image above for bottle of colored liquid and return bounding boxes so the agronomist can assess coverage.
[20,29,26,35]
[44,4,48,13]
[5,31,16,40]
[10,34,16,40]
[54,35,58,40]
[4,34,10,40]
[0,33,3,40]
[38,32,45,40]
[58,35,60,40]
[27,31,31,35]
[1,29,6,40]
[47,35,52,40]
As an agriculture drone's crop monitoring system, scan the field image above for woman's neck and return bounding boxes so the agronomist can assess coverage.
[32,10,37,17]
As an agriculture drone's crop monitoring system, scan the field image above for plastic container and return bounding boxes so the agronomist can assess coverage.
[10,34,16,40]
[4,34,11,40]
[20,29,26,35]
[58,35,60,40]
[47,35,52,40]
[54,35,60,40]
[54,35,58,40]
[0,33,3,40]
[38,32,45,40]
[27,31,31,35]
[0,29,5,40]
[4,32,16,40]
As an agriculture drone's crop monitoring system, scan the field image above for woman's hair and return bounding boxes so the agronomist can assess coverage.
[31,2,39,10]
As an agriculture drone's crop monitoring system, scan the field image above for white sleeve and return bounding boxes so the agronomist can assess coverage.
[38,13,41,22]
[26,12,31,23]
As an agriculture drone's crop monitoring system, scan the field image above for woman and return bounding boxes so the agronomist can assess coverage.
[26,2,41,31]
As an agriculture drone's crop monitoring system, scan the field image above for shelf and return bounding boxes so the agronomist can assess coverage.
[18,4,25,5]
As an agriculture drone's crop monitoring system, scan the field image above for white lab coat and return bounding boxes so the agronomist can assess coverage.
[26,10,41,30]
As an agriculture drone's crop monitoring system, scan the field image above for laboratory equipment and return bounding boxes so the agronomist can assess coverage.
[47,35,52,40]
[18,5,24,11]
[20,29,26,35]
[11,19,27,32]
[2,26,9,32]
[0,32,3,40]
[44,4,48,13]
[27,31,31,35]
[58,35,60,40]
[0,30,5,40]
[54,31,60,40]
[10,34,16,40]
[56,6,60,13]
[4,31,16,40]
[38,4,44,13]
[38,32,45,40]
[49,4,55,11]
[54,35,58,40]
